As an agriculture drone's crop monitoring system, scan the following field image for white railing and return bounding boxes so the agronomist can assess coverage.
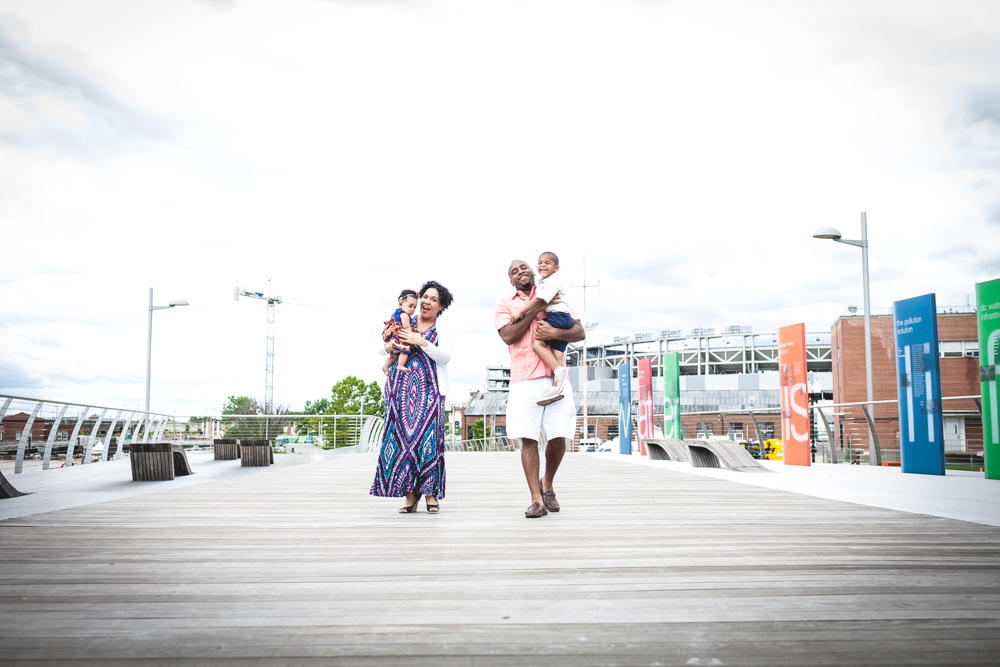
[0,393,386,475]
[0,394,176,473]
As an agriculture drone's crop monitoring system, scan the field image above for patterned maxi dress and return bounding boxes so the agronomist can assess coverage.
[370,324,446,499]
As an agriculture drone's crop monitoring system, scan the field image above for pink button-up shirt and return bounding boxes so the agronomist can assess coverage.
[494,287,578,384]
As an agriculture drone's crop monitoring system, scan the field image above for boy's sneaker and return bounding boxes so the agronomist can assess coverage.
[537,368,569,406]
[536,383,564,406]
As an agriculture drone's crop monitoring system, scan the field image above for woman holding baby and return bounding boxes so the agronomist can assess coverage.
[370,280,454,514]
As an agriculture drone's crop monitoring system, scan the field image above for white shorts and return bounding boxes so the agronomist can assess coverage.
[505,377,577,442]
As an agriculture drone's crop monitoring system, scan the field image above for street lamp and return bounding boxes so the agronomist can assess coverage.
[581,321,599,447]
[813,212,876,465]
[146,287,189,413]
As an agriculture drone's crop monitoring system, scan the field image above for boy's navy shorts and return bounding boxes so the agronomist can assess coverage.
[543,311,574,353]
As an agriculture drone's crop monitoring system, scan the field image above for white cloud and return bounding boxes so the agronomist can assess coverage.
[1,0,999,414]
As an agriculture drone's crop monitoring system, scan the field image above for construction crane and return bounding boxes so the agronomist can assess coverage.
[234,281,282,414]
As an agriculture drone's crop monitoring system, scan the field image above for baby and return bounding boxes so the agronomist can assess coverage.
[510,251,574,405]
[382,289,419,376]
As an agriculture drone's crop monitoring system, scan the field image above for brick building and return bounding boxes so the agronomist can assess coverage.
[0,413,75,445]
[831,311,981,459]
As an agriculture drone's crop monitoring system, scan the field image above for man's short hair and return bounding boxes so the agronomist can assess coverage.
[539,251,559,265]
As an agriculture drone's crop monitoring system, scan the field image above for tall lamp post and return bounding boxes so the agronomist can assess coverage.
[813,213,876,465]
[581,322,599,447]
[146,288,189,413]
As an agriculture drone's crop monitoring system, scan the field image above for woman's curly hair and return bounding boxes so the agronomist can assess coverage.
[419,280,453,316]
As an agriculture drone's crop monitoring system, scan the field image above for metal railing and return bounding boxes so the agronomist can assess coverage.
[813,395,982,466]
[216,414,384,451]
[0,394,181,474]
[446,437,515,452]
[552,394,984,463]
[1,393,385,474]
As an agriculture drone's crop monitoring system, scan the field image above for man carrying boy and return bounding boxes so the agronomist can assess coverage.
[495,259,585,518]
[508,251,575,405]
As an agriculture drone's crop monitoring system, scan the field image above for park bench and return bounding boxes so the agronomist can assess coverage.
[213,439,240,460]
[130,443,196,481]
[239,440,273,467]
[0,468,27,499]
[644,438,690,462]
[684,438,772,472]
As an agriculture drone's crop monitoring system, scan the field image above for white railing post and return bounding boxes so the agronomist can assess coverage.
[82,409,107,465]
[100,410,123,463]
[14,401,43,474]
[42,404,70,470]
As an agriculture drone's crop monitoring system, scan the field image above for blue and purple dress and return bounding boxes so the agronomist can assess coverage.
[370,324,446,499]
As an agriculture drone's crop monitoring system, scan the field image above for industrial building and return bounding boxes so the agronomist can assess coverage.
[464,309,983,459]
[464,325,834,446]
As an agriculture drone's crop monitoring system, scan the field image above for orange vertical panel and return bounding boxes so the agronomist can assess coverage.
[778,323,811,466]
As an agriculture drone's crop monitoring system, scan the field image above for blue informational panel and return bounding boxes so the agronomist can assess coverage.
[618,363,632,455]
[894,293,945,475]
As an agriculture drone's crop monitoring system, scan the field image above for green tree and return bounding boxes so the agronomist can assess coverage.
[470,418,490,440]
[220,396,289,440]
[293,398,331,436]
[303,398,331,415]
[292,377,386,446]
[330,376,384,416]
[222,396,260,415]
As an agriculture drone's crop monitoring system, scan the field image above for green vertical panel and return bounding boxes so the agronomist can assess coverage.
[977,278,1000,480]
[662,352,681,439]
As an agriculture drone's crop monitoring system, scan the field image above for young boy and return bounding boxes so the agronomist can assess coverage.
[382,289,419,376]
[510,252,574,405]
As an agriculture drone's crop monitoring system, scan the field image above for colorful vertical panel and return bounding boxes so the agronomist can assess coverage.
[662,352,681,439]
[778,323,811,466]
[894,294,945,475]
[637,358,653,456]
[618,363,632,455]
[977,278,1000,480]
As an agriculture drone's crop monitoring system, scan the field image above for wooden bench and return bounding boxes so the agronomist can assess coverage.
[239,440,273,467]
[213,439,240,460]
[644,439,690,462]
[684,438,772,472]
[0,468,27,499]
[130,443,196,481]
[106,437,121,460]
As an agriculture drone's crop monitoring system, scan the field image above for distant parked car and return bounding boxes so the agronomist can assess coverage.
[578,437,603,452]
[596,438,617,453]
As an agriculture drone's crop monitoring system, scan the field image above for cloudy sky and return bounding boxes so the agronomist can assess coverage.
[2,0,998,416]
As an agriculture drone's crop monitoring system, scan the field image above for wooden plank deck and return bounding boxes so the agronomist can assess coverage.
[3,451,1000,665]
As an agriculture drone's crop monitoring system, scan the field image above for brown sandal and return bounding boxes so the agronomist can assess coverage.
[540,479,560,512]
[525,502,548,518]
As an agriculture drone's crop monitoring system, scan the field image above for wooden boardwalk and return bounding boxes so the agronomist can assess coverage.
[3,452,1000,665]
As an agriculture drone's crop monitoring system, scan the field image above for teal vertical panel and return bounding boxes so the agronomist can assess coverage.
[618,363,632,455]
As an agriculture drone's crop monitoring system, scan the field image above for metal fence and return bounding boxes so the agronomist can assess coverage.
[446,437,515,452]
[218,414,384,452]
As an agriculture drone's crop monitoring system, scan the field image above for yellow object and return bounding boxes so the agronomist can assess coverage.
[763,439,783,460]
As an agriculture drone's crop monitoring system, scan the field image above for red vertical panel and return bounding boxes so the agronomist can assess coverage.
[779,323,811,466]
[638,358,653,456]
